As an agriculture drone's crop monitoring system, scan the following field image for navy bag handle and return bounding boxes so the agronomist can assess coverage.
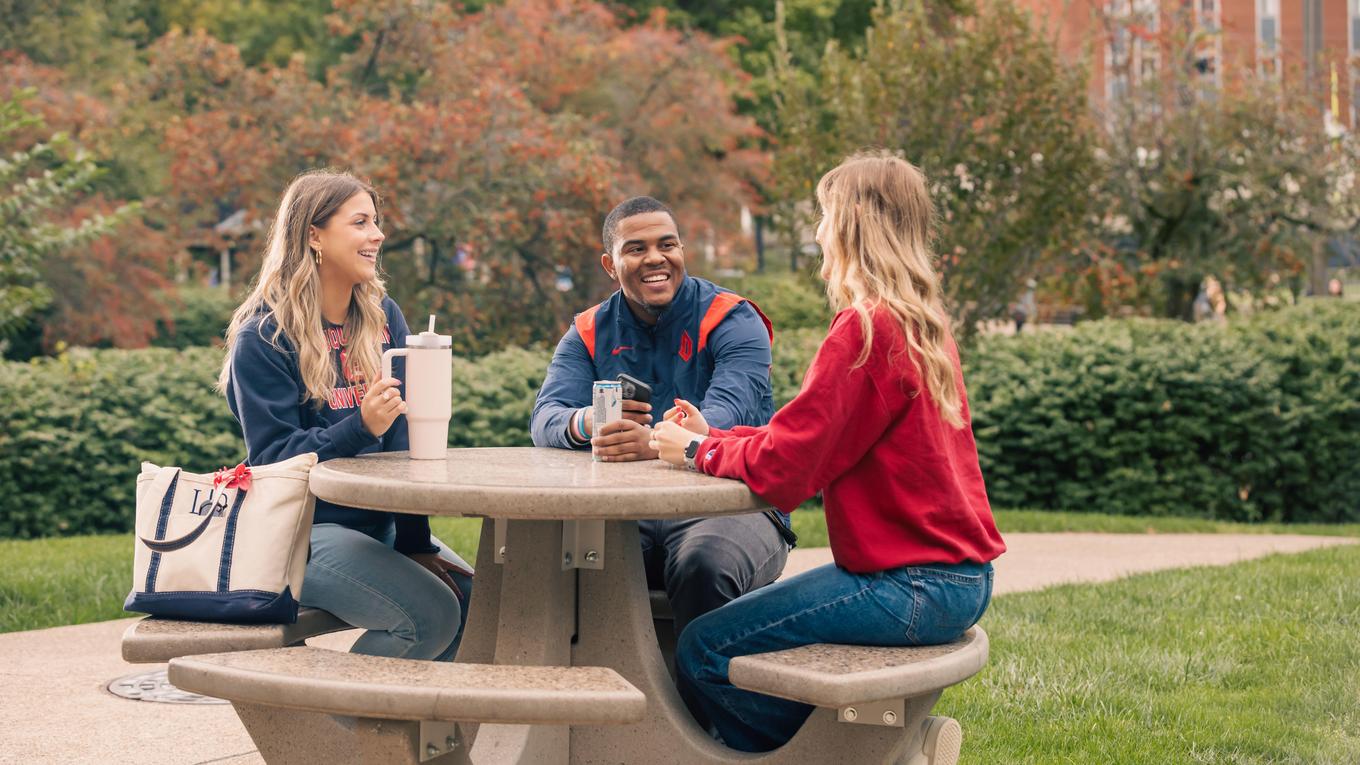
[139,474,247,592]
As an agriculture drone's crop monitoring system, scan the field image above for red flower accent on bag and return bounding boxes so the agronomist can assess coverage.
[213,463,253,492]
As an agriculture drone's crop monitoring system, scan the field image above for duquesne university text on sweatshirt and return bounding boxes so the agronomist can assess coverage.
[695,306,1006,573]
[225,297,436,554]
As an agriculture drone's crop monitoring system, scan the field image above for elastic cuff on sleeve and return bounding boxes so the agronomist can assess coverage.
[695,436,721,474]
[336,413,381,456]
[393,515,439,555]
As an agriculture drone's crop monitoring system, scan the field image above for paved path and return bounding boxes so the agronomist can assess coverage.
[781,532,1356,594]
[1,532,1352,764]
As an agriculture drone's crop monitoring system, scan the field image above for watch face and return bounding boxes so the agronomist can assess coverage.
[685,439,701,459]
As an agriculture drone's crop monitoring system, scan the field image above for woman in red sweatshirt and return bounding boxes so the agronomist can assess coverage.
[650,152,1006,752]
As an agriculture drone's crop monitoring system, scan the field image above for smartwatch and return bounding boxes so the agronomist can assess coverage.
[683,438,703,472]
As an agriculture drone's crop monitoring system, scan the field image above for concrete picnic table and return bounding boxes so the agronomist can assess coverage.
[168,446,985,764]
[310,446,783,764]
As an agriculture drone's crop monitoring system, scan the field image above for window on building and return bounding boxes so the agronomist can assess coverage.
[1352,0,1359,55]
[1106,0,1162,106]
[1194,0,1221,86]
[1258,0,1280,77]
[1351,0,1359,125]
[1303,0,1322,80]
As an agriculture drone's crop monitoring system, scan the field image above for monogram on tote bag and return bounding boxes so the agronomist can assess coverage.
[124,453,318,623]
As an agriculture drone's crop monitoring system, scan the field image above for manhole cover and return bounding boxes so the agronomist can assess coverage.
[107,668,227,705]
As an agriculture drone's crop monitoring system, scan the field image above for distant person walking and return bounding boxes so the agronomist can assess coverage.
[1193,276,1227,322]
[1011,278,1037,333]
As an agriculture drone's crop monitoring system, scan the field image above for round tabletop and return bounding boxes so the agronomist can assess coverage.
[309,447,769,520]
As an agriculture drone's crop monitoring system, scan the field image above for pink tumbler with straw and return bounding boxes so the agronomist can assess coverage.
[381,315,452,459]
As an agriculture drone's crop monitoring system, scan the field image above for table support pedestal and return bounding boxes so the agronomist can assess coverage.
[460,518,576,765]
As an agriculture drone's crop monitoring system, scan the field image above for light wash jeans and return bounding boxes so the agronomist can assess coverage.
[301,520,474,661]
[675,560,994,752]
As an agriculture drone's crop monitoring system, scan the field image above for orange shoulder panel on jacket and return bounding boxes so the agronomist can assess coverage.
[697,292,774,355]
[574,304,602,359]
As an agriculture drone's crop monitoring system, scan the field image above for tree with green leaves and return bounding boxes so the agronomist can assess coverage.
[0,92,138,345]
[1077,11,1360,318]
[770,0,1099,337]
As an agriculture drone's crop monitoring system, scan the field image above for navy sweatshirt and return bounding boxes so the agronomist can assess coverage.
[224,297,436,553]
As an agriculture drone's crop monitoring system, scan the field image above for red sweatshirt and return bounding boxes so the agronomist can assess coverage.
[697,306,1006,573]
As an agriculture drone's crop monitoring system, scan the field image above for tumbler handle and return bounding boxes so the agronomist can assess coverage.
[382,348,409,381]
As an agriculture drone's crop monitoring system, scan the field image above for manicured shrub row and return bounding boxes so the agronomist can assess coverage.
[1,301,1353,537]
[0,347,243,537]
[967,300,1359,523]
[149,287,241,349]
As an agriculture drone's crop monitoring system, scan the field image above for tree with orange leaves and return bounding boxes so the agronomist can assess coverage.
[0,87,147,355]
[154,0,766,354]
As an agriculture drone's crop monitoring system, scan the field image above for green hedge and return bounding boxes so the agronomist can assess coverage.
[0,348,242,537]
[1,301,1354,537]
[720,273,833,332]
[150,286,239,349]
[968,300,1359,523]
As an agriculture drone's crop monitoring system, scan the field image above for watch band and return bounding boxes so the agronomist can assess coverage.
[683,439,702,472]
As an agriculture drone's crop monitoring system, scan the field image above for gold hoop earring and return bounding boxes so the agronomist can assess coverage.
[313,248,323,266]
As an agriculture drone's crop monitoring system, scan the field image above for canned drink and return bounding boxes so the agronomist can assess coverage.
[592,381,623,460]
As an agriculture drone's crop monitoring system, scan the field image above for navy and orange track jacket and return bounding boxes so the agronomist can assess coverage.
[530,276,775,451]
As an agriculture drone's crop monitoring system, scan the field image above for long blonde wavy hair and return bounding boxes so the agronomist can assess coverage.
[218,171,390,407]
[816,152,964,428]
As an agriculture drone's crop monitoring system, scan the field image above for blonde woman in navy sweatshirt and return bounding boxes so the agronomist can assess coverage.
[651,153,1006,751]
[218,171,472,660]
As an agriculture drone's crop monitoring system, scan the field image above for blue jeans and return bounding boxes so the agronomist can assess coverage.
[301,520,474,661]
[675,560,994,752]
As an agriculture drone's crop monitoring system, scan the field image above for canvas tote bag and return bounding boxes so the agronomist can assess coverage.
[124,453,318,623]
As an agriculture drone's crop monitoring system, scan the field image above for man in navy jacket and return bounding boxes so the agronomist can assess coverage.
[531,196,788,642]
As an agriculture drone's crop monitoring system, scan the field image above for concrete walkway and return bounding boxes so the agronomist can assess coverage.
[1,532,1352,764]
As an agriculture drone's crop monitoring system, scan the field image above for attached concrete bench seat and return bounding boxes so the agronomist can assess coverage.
[168,646,647,726]
[728,626,988,707]
[727,627,988,765]
[121,607,352,664]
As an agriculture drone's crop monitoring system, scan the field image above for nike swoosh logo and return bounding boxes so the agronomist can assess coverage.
[611,346,633,355]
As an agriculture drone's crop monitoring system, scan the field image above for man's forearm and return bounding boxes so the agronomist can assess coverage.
[532,404,578,449]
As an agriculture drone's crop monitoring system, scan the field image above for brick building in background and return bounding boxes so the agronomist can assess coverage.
[1018,0,1359,129]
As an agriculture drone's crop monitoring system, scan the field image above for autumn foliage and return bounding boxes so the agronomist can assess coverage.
[0,0,766,355]
[148,0,766,353]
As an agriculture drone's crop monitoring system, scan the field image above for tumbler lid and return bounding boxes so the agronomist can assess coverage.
[406,314,452,349]
[405,332,452,349]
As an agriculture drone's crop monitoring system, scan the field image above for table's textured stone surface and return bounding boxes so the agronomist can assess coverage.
[310,447,769,518]
[728,627,989,707]
[169,646,646,725]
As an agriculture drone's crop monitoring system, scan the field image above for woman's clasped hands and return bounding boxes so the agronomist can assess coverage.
[650,398,710,468]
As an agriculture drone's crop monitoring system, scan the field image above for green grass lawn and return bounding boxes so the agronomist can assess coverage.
[2,511,1356,761]
[941,544,1360,763]
[4,509,1355,635]
[787,507,1360,550]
